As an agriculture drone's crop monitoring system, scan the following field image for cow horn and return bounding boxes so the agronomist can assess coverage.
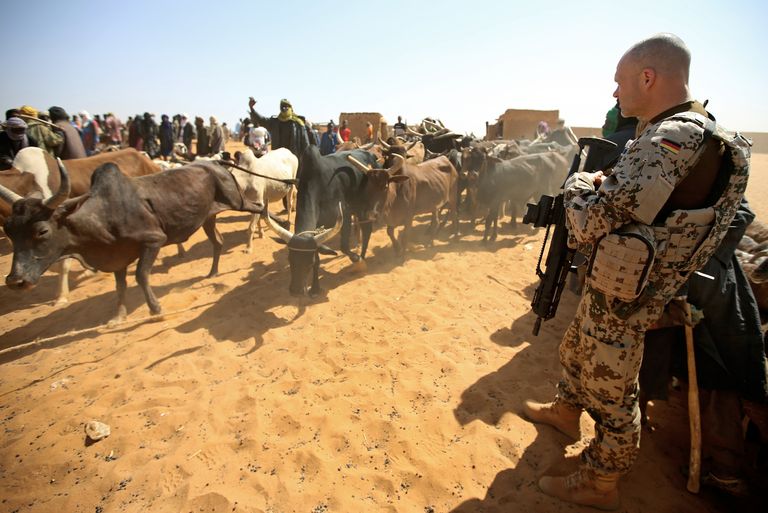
[405,140,418,151]
[433,131,458,140]
[313,202,343,245]
[265,204,294,242]
[377,135,390,150]
[0,182,23,205]
[406,127,422,137]
[360,142,374,150]
[386,153,405,175]
[43,158,71,209]
[347,155,372,173]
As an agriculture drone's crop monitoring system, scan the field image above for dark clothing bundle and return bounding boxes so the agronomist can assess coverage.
[159,120,174,157]
[55,120,87,159]
[141,117,159,159]
[641,200,768,404]
[249,107,309,158]
[0,131,38,170]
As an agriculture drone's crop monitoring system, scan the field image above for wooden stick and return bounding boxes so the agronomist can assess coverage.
[15,114,64,132]
[683,300,701,493]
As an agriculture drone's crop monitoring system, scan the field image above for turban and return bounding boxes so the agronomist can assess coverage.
[19,105,38,118]
[5,117,28,141]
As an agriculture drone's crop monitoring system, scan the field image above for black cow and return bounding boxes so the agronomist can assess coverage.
[0,160,263,323]
[266,145,382,296]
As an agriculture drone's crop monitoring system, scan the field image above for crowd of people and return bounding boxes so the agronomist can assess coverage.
[0,106,233,169]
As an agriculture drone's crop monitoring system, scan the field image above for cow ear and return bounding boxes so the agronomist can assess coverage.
[388,175,410,184]
[271,237,287,246]
[317,244,337,256]
[52,195,86,222]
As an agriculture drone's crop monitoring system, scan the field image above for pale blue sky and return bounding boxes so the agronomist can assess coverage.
[2,0,766,135]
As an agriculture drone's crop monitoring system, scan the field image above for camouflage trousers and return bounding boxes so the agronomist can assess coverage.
[556,282,671,476]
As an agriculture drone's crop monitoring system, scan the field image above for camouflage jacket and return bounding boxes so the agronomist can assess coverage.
[26,121,63,158]
[564,111,750,312]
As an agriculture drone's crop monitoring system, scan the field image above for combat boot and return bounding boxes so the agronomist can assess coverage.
[522,400,581,441]
[538,468,620,511]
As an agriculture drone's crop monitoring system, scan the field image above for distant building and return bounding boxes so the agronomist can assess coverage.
[338,113,388,143]
[485,108,560,140]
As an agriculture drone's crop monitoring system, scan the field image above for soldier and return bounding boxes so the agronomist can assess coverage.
[522,33,750,509]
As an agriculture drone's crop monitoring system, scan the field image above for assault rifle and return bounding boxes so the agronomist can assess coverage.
[523,137,618,335]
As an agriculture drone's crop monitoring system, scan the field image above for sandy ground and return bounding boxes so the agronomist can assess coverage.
[0,151,766,513]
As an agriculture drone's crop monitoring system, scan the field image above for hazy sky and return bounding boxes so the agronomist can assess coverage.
[3,0,766,135]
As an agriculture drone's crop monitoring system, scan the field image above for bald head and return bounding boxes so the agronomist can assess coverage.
[613,33,693,121]
[622,33,691,83]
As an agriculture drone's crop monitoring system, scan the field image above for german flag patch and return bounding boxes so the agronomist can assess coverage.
[659,138,681,154]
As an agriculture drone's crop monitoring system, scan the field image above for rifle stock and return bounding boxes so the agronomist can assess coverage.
[524,137,618,335]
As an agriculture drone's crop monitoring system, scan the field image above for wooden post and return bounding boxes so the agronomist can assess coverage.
[683,300,701,493]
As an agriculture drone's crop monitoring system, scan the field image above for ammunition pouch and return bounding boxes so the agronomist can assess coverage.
[587,223,656,302]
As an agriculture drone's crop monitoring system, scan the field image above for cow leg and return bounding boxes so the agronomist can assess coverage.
[401,217,413,254]
[387,225,401,255]
[508,202,518,227]
[246,214,257,254]
[176,243,186,258]
[111,268,128,325]
[359,221,373,260]
[257,213,265,239]
[427,208,439,246]
[203,216,224,278]
[287,188,295,225]
[54,258,71,305]
[483,204,499,243]
[136,245,162,316]
[340,208,360,262]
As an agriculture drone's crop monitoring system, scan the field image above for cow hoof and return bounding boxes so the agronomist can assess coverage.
[309,287,325,298]
[349,259,368,273]
[53,297,69,307]
[106,317,125,328]
[348,253,360,263]
[206,271,219,279]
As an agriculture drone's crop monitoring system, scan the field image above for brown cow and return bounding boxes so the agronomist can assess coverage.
[348,146,459,257]
[0,147,165,304]
[1,160,263,323]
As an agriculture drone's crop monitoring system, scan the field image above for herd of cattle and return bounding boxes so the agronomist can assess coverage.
[3,123,765,324]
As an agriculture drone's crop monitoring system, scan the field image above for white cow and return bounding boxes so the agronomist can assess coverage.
[231,148,299,253]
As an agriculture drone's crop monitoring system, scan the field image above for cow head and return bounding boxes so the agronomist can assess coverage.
[267,202,344,297]
[347,153,405,222]
[0,159,72,290]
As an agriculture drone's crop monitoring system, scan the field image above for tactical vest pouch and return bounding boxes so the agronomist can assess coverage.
[587,223,656,302]
[653,207,715,270]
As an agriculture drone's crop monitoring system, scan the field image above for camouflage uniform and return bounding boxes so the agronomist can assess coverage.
[26,121,63,158]
[557,107,750,476]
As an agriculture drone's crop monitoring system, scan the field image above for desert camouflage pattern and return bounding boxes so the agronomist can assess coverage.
[588,223,655,302]
[555,112,750,476]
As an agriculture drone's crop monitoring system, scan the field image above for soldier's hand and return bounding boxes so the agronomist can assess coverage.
[593,171,605,187]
